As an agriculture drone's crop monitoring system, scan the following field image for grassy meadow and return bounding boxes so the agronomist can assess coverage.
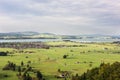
[0,41,120,80]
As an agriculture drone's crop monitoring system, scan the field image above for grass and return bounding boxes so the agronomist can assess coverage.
[0,41,120,80]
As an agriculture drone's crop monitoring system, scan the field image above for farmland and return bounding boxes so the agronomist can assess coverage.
[0,41,120,80]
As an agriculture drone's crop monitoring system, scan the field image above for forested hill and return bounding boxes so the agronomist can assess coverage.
[0,31,119,39]
[72,62,120,80]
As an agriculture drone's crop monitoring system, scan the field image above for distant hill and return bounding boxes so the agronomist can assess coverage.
[0,31,119,39]
[15,31,40,36]
[0,31,39,36]
[0,31,57,39]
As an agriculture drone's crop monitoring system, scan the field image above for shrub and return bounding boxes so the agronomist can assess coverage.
[63,55,68,59]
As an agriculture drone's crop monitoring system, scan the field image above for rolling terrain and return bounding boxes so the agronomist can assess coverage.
[0,41,120,80]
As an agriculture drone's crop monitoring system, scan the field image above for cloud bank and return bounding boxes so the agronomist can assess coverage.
[0,0,120,35]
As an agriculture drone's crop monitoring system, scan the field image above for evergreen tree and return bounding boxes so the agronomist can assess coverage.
[36,71,42,80]
[18,66,21,72]
[21,61,24,66]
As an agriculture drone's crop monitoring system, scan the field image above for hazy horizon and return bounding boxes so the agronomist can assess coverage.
[0,31,119,36]
[0,0,120,35]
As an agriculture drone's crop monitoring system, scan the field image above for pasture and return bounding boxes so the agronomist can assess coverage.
[0,41,120,80]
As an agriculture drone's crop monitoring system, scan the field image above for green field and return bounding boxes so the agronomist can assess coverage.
[0,41,120,80]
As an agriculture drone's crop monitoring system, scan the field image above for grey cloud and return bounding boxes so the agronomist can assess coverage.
[0,0,120,35]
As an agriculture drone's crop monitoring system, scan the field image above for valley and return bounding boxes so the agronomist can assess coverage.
[0,41,120,80]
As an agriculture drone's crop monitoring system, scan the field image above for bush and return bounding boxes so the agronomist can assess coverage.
[63,55,68,59]
[0,52,8,56]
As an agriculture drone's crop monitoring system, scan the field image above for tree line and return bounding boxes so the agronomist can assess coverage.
[0,42,49,49]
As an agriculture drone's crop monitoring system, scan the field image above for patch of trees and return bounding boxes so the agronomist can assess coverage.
[72,62,120,80]
[0,73,10,78]
[0,52,8,56]
[2,61,44,80]
[50,45,87,47]
[113,51,120,54]
[113,41,120,44]
[2,61,16,70]
[0,42,49,49]
[14,50,35,54]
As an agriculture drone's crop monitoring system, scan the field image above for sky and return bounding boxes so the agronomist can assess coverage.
[0,0,120,35]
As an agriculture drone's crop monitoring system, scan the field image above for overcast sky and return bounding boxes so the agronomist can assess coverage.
[0,0,120,35]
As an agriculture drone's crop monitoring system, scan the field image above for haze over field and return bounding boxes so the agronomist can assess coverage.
[0,0,120,35]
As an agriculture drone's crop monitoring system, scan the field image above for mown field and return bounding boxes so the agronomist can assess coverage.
[0,41,120,80]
